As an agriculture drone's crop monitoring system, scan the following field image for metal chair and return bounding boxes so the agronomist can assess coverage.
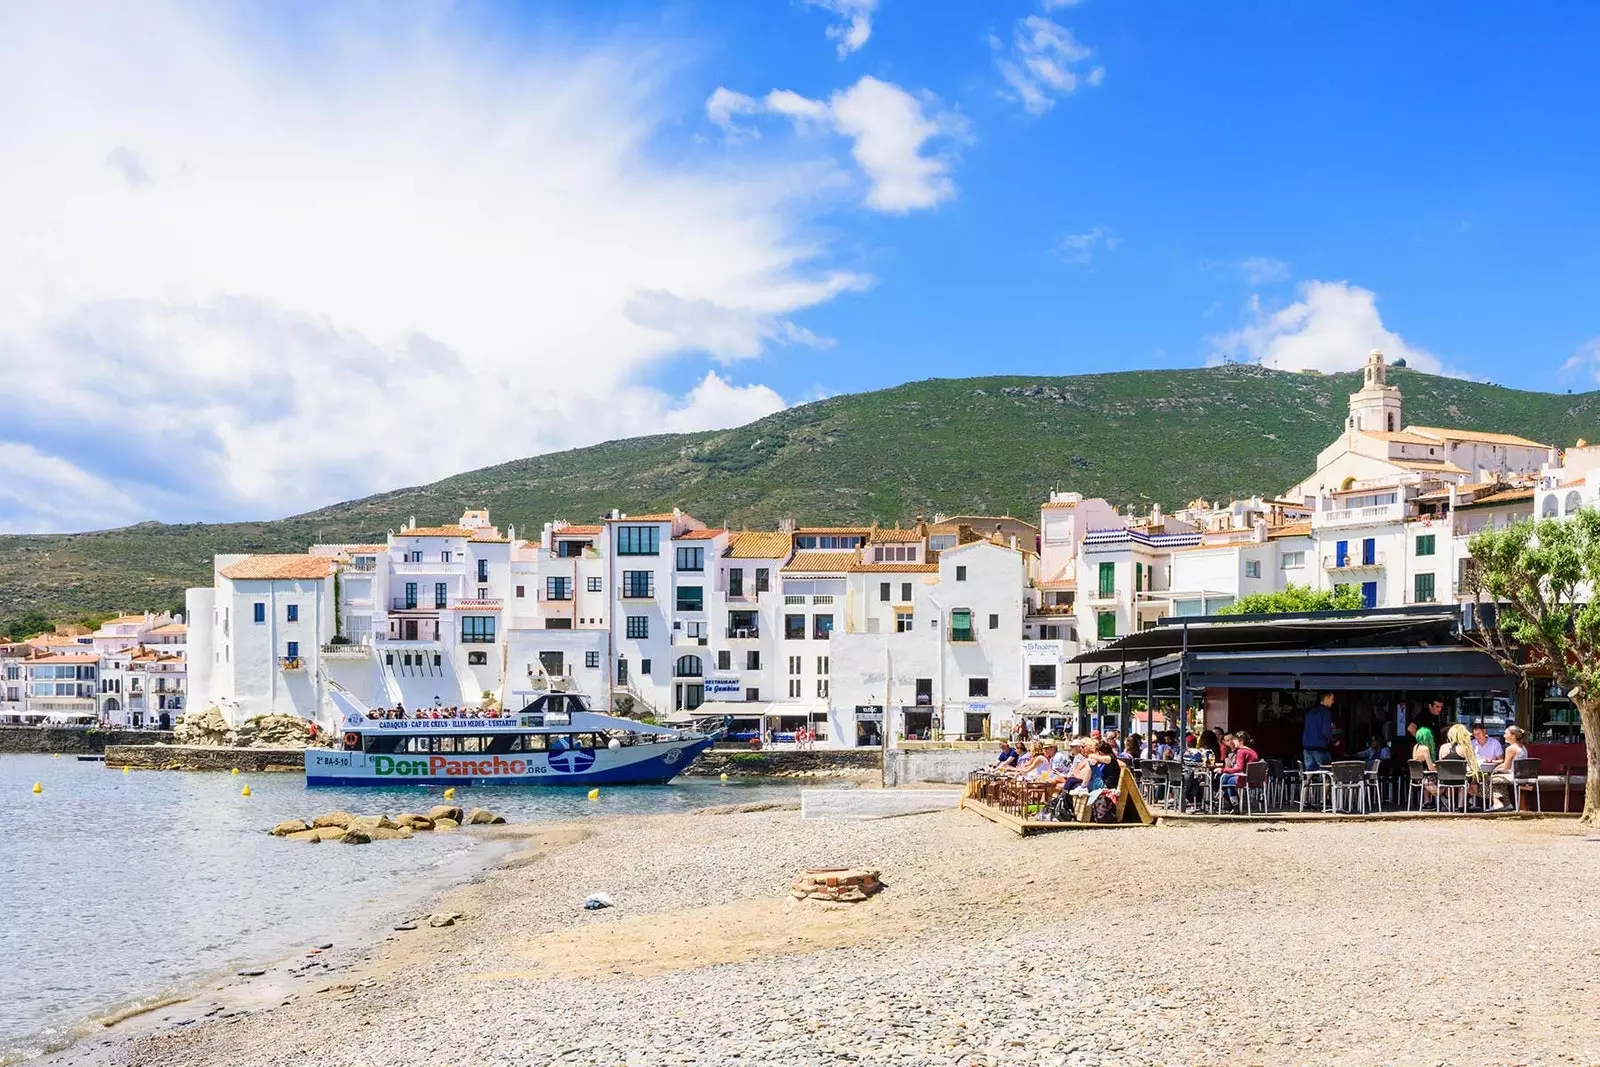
[1162,761,1186,812]
[1329,760,1368,814]
[1406,759,1435,811]
[1435,759,1470,813]
[1299,767,1333,812]
[1265,758,1288,809]
[1241,760,1270,815]
[1501,757,1543,812]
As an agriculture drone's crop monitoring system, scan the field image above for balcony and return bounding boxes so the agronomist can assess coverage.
[321,642,372,657]
[1323,551,1385,572]
[1317,502,1404,527]
[725,626,760,640]
[453,597,502,611]
[343,558,377,572]
[279,657,305,671]
[1028,603,1074,617]
[391,598,442,612]
[1087,587,1118,605]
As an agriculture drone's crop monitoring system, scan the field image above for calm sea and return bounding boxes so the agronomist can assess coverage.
[0,754,801,1063]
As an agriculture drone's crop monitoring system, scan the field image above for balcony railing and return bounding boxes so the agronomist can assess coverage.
[279,657,305,671]
[1317,503,1404,527]
[322,642,372,657]
[343,558,377,572]
[453,597,502,610]
[1029,603,1074,616]
[726,626,760,639]
[391,598,442,612]
[1323,552,1386,571]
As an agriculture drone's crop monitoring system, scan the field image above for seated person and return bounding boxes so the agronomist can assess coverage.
[1358,735,1390,767]
[1437,723,1481,809]
[1470,723,1504,764]
[1122,733,1144,762]
[1011,742,1049,778]
[1489,726,1532,811]
[1154,732,1178,762]
[1409,722,1438,804]
[1217,730,1260,814]
[994,741,1017,767]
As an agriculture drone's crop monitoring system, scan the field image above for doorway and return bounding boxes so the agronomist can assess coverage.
[404,619,419,641]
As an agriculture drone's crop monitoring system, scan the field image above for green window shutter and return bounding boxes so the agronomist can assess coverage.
[1097,611,1116,639]
[1098,561,1115,598]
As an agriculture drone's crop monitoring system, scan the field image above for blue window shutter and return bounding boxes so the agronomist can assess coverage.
[1362,538,1375,565]
[1361,581,1377,609]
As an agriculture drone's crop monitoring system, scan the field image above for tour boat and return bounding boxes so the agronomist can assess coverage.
[307,688,715,787]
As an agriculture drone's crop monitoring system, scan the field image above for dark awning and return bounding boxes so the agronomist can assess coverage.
[1076,646,1515,695]
[1071,609,1461,665]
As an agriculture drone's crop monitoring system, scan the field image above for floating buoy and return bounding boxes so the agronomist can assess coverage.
[719,772,729,783]
[586,788,600,801]
[52,753,60,759]
[442,787,456,799]
[241,785,251,797]
[32,782,42,794]
[123,766,130,774]
[231,767,239,775]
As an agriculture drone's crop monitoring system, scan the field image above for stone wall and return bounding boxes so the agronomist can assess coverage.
[105,744,307,772]
[883,745,996,787]
[684,748,882,780]
[0,726,175,754]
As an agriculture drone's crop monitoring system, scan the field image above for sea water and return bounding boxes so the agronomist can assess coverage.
[0,754,801,1061]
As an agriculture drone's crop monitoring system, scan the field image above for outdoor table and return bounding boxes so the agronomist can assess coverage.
[1181,763,1219,812]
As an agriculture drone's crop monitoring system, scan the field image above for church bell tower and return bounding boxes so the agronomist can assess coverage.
[1347,349,1403,433]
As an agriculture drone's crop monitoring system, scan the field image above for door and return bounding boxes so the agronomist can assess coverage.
[1362,538,1376,566]
[1361,581,1378,608]
[1335,540,1348,567]
[539,651,564,676]
[404,619,418,641]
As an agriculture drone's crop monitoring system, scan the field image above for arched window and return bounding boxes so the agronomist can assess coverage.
[674,655,703,678]
[1565,491,1582,515]
[102,697,120,712]
[1542,495,1560,518]
[467,651,488,665]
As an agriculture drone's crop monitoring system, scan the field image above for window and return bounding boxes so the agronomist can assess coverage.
[404,550,422,563]
[1028,664,1056,693]
[461,616,496,643]
[896,611,914,633]
[676,547,704,572]
[515,585,525,599]
[1414,572,1436,603]
[1362,538,1376,566]
[968,678,989,698]
[1096,611,1116,640]
[285,641,299,660]
[949,609,974,642]
[746,650,761,671]
[253,602,265,623]
[675,655,702,677]
[545,619,572,630]
[546,577,572,601]
[817,655,829,674]
[477,559,489,583]
[685,620,706,639]
[585,651,600,669]
[1416,534,1436,557]
[625,616,649,640]
[617,526,660,555]
[879,582,890,602]
[557,540,588,558]
[817,679,829,698]
[622,571,655,599]
[642,659,653,676]
[901,582,912,602]
[1097,562,1115,599]
[1244,560,1261,579]
[1135,562,1144,593]
[814,614,835,640]
[785,614,805,640]
[728,568,744,598]
[755,568,770,593]
[587,577,602,593]
[430,582,445,609]
[988,613,999,630]
[1566,490,1583,515]
[467,650,488,665]
[676,586,704,612]
[746,687,761,701]
[788,656,802,674]
[1280,551,1305,569]
[440,551,452,563]
[788,679,802,698]
[956,565,967,582]
[286,603,299,622]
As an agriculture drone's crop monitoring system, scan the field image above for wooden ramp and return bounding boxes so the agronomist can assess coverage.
[962,768,1154,837]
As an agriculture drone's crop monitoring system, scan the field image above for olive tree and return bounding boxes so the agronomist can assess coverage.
[1466,508,1600,824]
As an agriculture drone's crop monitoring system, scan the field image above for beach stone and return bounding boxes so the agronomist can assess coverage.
[286,828,323,843]
[428,912,463,928]
[433,817,460,830]
[349,814,399,832]
[312,811,354,829]
[270,819,311,837]
[368,826,413,841]
[788,867,882,904]
[338,828,372,845]
[394,813,435,831]
[426,805,464,823]
[465,807,505,825]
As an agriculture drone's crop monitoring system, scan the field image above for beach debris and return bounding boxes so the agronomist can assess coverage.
[393,922,417,931]
[312,811,355,829]
[583,893,615,911]
[464,807,506,825]
[339,827,373,845]
[270,819,311,837]
[315,942,333,950]
[32,782,42,794]
[442,787,456,799]
[428,911,464,928]
[789,867,882,904]
[240,785,251,796]
[426,804,463,823]
[236,969,267,977]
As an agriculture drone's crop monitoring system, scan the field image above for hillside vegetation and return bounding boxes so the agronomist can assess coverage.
[4,364,1598,624]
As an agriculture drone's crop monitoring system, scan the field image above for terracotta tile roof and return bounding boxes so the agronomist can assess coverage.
[219,555,338,581]
[867,527,924,544]
[1267,522,1312,539]
[930,515,1040,534]
[102,614,151,626]
[29,634,88,648]
[850,562,940,573]
[606,513,679,522]
[341,544,387,554]
[1406,426,1552,449]
[1457,487,1537,508]
[675,528,725,540]
[31,653,100,664]
[469,535,509,543]
[555,525,603,536]
[1361,430,1444,446]
[795,526,873,535]
[781,550,860,573]
[147,623,187,634]
[725,531,794,559]
[398,526,472,538]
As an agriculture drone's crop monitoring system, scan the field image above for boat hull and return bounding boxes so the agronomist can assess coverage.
[305,737,713,787]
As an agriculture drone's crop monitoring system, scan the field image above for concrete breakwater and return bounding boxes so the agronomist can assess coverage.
[682,748,881,780]
[0,725,175,754]
[105,744,307,772]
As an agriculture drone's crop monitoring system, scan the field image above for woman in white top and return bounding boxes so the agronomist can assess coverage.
[1490,726,1531,811]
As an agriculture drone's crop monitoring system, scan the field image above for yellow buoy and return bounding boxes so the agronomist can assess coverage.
[442,787,456,799]
[52,753,60,759]
[32,782,42,794]
[587,788,600,800]
[241,785,251,797]
[123,766,130,774]
[719,772,729,783]
[231,767,239,775]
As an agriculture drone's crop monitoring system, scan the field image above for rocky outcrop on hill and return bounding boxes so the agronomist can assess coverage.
[173,707,333,749]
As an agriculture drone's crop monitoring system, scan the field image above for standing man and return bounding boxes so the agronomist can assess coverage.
[1302,692,1337,771]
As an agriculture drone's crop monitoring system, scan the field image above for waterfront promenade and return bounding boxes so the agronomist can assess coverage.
[73,806,1600,1067]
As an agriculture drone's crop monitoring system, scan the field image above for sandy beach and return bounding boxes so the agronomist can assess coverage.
[47,805,1600,1067]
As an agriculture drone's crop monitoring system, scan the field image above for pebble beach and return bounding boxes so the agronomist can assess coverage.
[52,806,1600,1067]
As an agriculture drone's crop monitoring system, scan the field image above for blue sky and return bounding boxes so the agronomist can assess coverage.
[2,0,1598,532]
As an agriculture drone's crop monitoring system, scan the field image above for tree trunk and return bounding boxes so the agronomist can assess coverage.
[1579,698,1600,826]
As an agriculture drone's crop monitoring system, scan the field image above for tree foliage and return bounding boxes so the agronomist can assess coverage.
[1214,583,1364,617]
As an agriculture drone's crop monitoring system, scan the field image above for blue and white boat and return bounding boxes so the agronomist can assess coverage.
[307,688,715,788]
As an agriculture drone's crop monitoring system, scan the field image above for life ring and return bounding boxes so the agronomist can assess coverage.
[343,732,360,750]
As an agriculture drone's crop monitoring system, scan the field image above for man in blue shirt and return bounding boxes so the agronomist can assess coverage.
[1302,692,1337,770]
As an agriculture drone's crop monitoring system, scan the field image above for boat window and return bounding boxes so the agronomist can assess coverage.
[521,733,548,751]
[362,734,404,754]
[433,736,458,753]
[459,736,484,753]
[573,733,601,750]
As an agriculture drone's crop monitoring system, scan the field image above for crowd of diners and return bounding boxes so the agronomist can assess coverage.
[994,692,1541,815]
[365,703,505,720]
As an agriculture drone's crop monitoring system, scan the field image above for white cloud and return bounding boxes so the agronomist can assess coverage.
[0,5,872,533]
[993,14,1104,115]
[803,0,878,58]
[1209,280,1446,374]
[1057,226,1119,265]
[706,76,959,214]
[1560,337,1600,384]
[1238,256,1292,285]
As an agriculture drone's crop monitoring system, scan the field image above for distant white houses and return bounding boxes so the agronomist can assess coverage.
[0,612,186,727]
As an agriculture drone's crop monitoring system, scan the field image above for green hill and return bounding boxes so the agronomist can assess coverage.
[4,364,1598,629]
